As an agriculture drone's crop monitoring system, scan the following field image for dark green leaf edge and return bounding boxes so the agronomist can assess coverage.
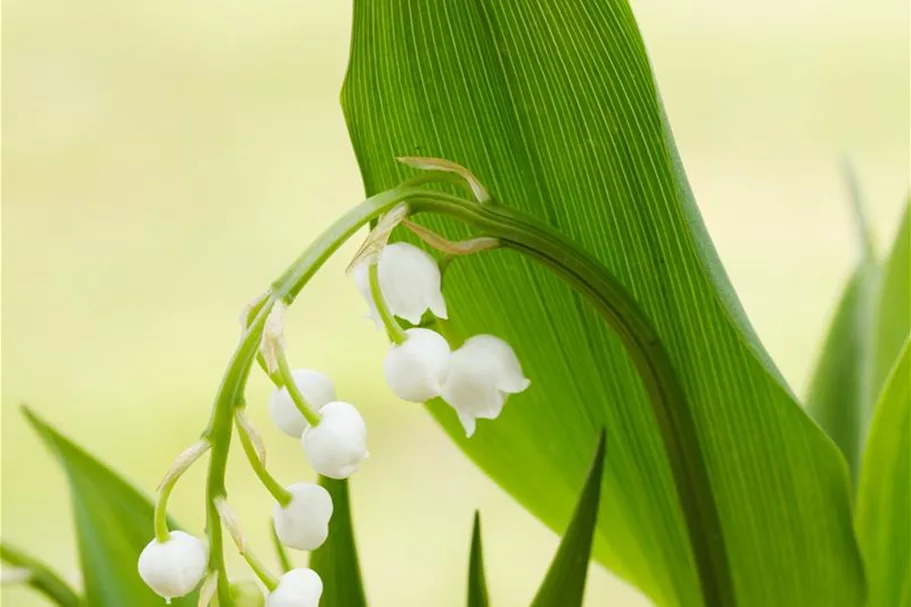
[467,511,490,607]
[530,429,606,607]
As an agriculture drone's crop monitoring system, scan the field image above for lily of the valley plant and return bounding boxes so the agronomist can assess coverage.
[3,2,908,607]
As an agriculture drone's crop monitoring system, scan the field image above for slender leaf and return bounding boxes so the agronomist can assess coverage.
[21,406,197,607]
[467,512,489,607]
[856,339,910,607]
[308,477,367,607]
[0,541,82,607]
[871,203,910,400]
[342,2,863,605]
[807,199,909,482]
[806,167,878,481]
[530,430,605,607]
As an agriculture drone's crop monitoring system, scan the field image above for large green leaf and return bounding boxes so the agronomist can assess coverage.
[856,339,910,607]
[22,406,197,607]
[530,430,605,607]
[308,477,367,607]
[342,2,863,606]
[806,168,878,481]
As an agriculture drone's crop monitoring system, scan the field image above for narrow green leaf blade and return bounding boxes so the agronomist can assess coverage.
[467,512,490,607]
[308,477,367,607]
[0,541,82,607]
[806,169,878,480]
[871,203,910,400]
[343,2,863,605]
[21,406,197,607]
[856,339,911,607]
[530,431,605,607]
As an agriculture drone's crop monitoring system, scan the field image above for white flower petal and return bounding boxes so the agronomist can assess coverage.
[428,290,449,320]
[302,402,368,479]
[269,369,336,438]
[354,242,446,326]
[440,334,529,437]
[384,328,451,403]
[463,335,531,394]
[137,531,208,600]
[272,483,333,551]
[267,569,323,607]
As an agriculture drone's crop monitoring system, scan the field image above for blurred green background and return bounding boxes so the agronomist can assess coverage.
[2,1,908,605]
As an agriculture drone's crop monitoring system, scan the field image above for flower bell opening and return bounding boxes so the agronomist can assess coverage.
[272,483,334,551]
[137,531,208,601]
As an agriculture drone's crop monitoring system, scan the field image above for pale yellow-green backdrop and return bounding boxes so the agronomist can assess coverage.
[2,0,908,605]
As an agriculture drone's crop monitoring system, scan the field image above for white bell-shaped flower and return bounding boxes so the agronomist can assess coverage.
[354,242,448,326]
[272,483,334,551]
[267,569,323,607]
[137,530,208,601]
[301,402,368,479]
[440,334,530,437]
[269,369,336,438]
[384,328,451,402]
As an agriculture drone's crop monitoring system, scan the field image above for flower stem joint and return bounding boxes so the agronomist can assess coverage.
[140,159,536,605]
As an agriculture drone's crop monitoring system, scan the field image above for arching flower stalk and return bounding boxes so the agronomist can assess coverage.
[140,157,727,606]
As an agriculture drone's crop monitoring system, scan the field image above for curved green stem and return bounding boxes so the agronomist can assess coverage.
[1,542,82,607]
[201,183,731,605]
[202,187,411,604]
[153,440,210,544]
[270,521,294,573]
[273,350,322,427]
[153,484,173,544]
[240,549,279,592]
[406,191,734,607]
[368,262,407,344]
[234,412,292,506]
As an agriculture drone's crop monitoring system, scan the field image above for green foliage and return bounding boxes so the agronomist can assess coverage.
[466,512,490,607]
[343,1,863,605]
[308,477,368,607]
[872,205,910,398]
[21,406,197,607]
[806,169,878,481]
[856,340,910,607]
[0,542,82,607]
[530,430,605,607]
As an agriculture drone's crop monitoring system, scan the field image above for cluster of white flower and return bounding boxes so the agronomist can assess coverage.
[138,237,527,606]
[139,369,366,606]
[356,242,530,437]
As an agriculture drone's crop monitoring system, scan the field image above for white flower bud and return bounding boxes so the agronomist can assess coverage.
[354,242,447,326]
[272,483,334,551]
[440,335,531,437]
[137,531,208,601]
[269,369,336,438]
[301,402,368,479]
[383,328,451,402]
[267,569,323,607]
